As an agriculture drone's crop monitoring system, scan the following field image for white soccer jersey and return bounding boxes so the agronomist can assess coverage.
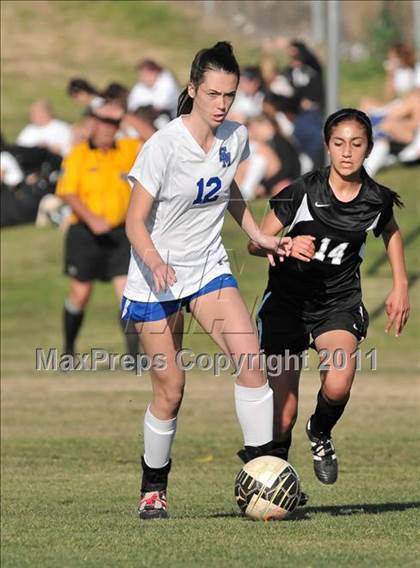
[124,117,250,302]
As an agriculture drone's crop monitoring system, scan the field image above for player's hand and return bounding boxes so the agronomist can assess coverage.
[152,262,177,293]
[384,285,410,337]
[88,215,112,235]
[291,235,316,262]
[255,234,292,267]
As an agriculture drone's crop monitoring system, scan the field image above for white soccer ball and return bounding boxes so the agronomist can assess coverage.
[235,456,301,521]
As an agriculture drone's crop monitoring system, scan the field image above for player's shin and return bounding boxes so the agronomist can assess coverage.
[63,299,84,355]
[310,389,350,437]
[139,406,177,519]
[235,381,274,463]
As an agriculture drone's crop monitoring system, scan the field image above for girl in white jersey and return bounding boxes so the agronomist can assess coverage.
[122,42,292,520]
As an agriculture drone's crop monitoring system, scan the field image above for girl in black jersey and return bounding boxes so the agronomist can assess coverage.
[249,108,410,485]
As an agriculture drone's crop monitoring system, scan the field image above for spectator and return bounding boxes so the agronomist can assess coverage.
[102,82,129,110]
[365,88,420,175]
[229,66,265,122]
[67,78,105,112]
[236,114,301,200]
[1,133,63,228]
[264,94,324,170]
[127,59,179,118]
[384,43,420,98]
[16,100,73,157]
[55,103,141,361]
[361,44,420,117]
[270,39,324,111]
[1,132,24,186]
[99,83,156,141]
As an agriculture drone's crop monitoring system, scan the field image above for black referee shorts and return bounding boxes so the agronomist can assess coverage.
[257,291,369,356]
[64,223,130,282]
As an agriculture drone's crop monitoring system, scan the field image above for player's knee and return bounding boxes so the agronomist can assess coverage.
[69,286,92,308]
[153,380,185,413]
[321,386,350,405]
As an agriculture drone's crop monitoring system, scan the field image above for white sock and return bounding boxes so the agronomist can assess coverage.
[234,381,273,447]
[143,406,177,469]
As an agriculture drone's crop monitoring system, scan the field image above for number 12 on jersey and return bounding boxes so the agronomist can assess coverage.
[193,177,222,204]
[314,238,349,265]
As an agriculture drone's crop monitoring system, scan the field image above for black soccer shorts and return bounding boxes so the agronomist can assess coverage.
[64,223,130,282]
[257,292,369,356]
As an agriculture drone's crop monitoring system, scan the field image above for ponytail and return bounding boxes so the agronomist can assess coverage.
[177,87,194,117]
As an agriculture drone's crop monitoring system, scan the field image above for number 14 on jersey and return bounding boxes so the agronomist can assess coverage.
[314,238,349,265]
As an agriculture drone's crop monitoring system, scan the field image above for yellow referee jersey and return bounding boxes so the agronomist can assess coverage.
[56,138,141,227]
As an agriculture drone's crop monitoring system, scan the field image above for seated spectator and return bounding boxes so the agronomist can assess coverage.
[365,88,420,175]
[229,66,265,122]
[264,94,324,170]
[1,133,24,186]
[102,82,129,110]
[270,39,324,111]
[127,59,179,118]
[361,43,420,114]
[236,114,301,200]
[1,133,63,228]
[67,78,105,112]
[99,84,155,141]
[16,100,73,157]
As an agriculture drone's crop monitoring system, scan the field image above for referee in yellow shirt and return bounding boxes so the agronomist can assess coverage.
[56,103,140,359]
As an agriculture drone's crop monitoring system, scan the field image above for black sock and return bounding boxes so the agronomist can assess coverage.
[141,456,171,492]
[272,432,292,461]
[63,303,84,355]
[120,317,139,358]
[310,389,350,438]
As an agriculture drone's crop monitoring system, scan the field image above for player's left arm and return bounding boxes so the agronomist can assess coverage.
[228,180,292,265]
[247,210,315,262]
[382,216,410,336]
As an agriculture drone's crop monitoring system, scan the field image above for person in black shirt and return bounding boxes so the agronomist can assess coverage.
[249,108,410,486]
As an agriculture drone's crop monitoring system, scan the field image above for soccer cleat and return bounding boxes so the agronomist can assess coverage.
[237,441,275,464]
[138,457,171,520]
[138,490,168,520]
[306,418,338,485]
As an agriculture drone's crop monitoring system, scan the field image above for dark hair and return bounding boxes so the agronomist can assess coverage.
[241,65,263,83]
[264,93,301,115]
[177,41,240,117]
[102,82,129,109]
[324,108,374,149]
[290,40,323,75]
[325,108,403,207]
[67,78,99,96]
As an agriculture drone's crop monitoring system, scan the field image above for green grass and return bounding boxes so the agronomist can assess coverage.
[2,163,420,567]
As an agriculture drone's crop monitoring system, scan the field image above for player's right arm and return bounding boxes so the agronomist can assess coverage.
[125,181,177,293]
[248,209,315,262]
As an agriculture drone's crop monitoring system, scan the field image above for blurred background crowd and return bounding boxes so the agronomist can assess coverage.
[1,5,419,229]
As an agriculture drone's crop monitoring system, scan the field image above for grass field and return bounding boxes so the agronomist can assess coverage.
[2,164,420,567]
[2,1,420,567]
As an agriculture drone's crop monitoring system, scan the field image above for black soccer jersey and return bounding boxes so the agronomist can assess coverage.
[268,167,396,319]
